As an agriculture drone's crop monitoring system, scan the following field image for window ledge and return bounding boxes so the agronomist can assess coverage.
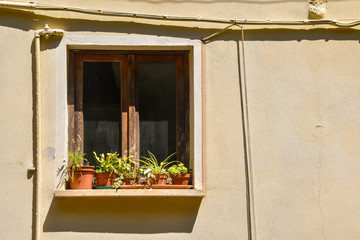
[54,189,205,198]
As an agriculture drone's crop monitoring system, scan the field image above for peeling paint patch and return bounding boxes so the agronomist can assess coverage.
[45,147,55,160]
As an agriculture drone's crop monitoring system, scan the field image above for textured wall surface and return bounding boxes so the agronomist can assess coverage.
[0,1,359,240]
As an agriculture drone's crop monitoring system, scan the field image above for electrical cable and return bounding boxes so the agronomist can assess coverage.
[237,26,257,240]
[0,1,360,28]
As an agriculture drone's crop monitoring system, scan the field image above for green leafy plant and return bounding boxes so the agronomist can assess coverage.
[139,151,178,179]
[113,156,142,188]
[114,155,139,179]
[168,163,188,175]
[93,152,120,174]
[67,147,87,182]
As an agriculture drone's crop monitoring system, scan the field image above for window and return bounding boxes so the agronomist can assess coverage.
[68,50,190,167]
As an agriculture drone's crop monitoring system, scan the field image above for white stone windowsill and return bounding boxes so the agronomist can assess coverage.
[55,189,205,198]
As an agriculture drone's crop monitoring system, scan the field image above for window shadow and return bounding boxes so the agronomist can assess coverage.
[43,196,202,233]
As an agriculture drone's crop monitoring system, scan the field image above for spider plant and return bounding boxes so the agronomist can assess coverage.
[139,151,178,179]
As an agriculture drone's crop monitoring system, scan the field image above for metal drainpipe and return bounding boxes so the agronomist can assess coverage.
[30,24,64,240]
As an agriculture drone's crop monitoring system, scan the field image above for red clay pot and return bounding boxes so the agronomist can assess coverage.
[154,173,168,185]
[171,174,191,185]
[124,177,137,185]
[96,172,116,186]
[69,166,95,189]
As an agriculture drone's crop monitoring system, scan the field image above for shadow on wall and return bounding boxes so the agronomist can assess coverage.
[123,0,306,3]
[0,8,210,40]
[203,28,360,44]
[1,8,360,44]
[43,197,202,233]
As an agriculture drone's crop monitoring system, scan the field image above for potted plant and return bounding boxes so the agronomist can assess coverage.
[93,152,120,187]
[121,156,141,185]
[67,148,95,189]
[113,156,141,188]
[168,163,191,185]
[139,151,177,185]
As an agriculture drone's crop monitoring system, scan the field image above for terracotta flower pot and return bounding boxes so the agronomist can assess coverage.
[123,177,136,185]
[154,173,168,185]
[69,166,95,189]
[96,172,116,186]
[171,174,191,185]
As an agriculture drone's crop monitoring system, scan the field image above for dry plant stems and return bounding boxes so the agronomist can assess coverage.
[67,148,87,182]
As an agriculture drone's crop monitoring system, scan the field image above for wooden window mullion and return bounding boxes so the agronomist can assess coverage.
[134,56,140,163]
[74,54,84,161]
[68,52,75,153]
[128,55,139,163]
[121,55,129,158]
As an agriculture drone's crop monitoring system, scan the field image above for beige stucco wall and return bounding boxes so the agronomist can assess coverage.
[0,1,360,240]
[244,28,360,239]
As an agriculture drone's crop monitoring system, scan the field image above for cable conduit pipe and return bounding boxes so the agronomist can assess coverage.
[0,1,360,28]
[239,26,256,240]
[33,30,41,240]
[32,24,64,240]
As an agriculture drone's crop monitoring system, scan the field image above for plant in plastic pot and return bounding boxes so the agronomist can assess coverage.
[139,151,178,185]
[67,148,95,189]
[168,163,191,185]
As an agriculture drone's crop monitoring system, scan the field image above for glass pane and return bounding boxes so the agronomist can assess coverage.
[83,62,121,165]
[138,62,176,161]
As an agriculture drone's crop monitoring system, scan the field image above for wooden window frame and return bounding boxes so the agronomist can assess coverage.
[68,50,190,166]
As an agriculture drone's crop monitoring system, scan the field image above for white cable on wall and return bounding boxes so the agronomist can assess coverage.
[236,26,257,240]
[0,1,360,28]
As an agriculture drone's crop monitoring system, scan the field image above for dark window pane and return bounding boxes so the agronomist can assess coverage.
[83,62,121,165]
[138,62,176,161]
